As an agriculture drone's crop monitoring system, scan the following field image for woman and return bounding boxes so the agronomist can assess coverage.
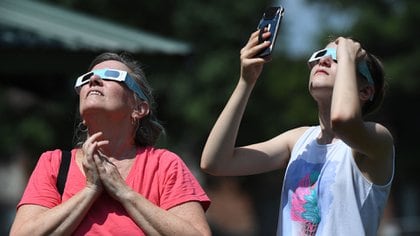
[201,30,394,235]
[11,52,211,235]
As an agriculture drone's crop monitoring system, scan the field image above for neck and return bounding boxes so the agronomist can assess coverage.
[84,115,138,160]
[97,145,137,161]
[317,100,337,145]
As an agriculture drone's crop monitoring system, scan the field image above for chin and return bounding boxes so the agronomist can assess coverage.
[80,105,106,116]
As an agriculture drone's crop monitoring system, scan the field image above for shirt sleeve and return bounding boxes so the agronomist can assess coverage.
[158,151,210,211]
[17,149,62,209]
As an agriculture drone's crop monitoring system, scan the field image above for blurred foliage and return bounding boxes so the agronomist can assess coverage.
[0,76,76,162]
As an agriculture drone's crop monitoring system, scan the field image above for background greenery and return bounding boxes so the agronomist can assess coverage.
[1,0,419,235]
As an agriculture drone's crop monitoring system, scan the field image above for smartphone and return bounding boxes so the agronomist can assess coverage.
[256,6,285,57]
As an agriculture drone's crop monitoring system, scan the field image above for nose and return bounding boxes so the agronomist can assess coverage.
[318,56,333,67]
[88,74,103,86]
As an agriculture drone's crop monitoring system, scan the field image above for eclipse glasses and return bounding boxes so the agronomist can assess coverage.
[308,48,374,85]
[74,68,147,101]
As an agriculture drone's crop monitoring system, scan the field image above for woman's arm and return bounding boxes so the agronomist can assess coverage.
[118,190,210,236]
[11,133,107,235]
[10,186,101,236]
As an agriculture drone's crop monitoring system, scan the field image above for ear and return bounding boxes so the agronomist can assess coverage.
[359,85,375,102]
[132,102,150,120]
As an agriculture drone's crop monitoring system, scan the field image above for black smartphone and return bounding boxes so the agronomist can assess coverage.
[256,6,285,57]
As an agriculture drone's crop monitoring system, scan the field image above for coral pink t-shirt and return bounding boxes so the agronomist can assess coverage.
[18,147,210,235]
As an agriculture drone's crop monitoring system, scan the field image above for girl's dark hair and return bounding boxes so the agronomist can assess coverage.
[73,52,165,147]
[361,52,387,116]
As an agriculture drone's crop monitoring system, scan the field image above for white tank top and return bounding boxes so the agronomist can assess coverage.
[277,126,394,236]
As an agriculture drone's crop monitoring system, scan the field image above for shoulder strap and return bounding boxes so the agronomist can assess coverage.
[57,150,71,198]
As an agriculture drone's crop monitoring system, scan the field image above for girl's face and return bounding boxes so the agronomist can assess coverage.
[79,60,137,120]
[308,42,338,100]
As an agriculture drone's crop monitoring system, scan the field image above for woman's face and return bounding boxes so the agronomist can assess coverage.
[79,60,136,120]
[308,42,338,99]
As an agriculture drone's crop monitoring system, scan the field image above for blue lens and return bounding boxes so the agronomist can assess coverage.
[104,70,120,78]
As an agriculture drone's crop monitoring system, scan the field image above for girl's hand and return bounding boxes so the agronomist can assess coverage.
[240,30,271,84]
[335,37,366,64]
